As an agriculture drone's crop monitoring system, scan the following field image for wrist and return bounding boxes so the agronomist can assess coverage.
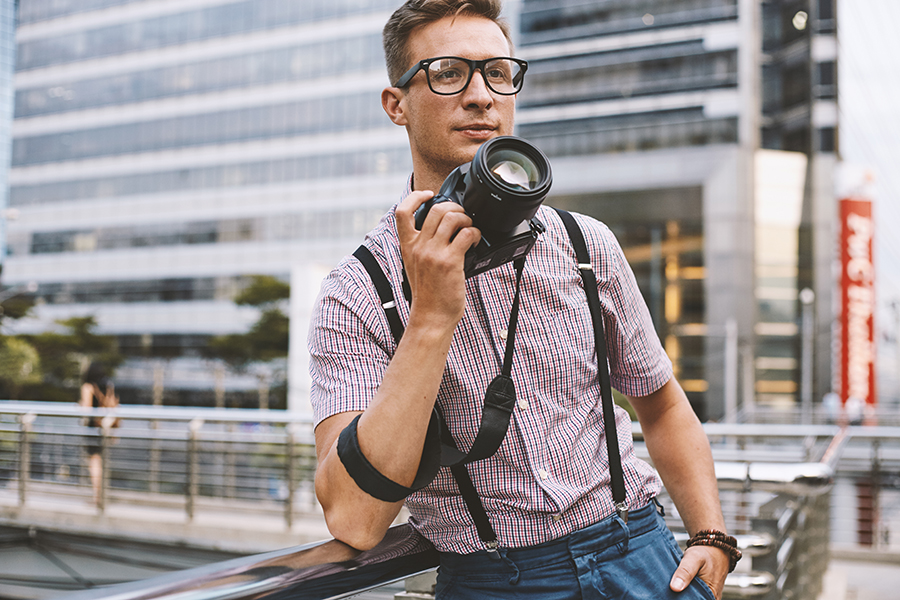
[686,529,742,572]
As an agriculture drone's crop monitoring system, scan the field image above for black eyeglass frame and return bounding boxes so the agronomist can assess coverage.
[392,56,529,96]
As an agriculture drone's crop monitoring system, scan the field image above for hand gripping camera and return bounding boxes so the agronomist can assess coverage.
[414,136,553,278]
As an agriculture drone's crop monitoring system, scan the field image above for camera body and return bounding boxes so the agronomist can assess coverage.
[414,136,553,278]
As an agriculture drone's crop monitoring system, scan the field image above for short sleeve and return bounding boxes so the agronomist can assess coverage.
[573,213,673,397]
[307,258,395,426]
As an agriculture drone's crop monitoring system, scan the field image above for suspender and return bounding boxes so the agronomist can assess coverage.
[553,208,629,522]
[348,208,629,550]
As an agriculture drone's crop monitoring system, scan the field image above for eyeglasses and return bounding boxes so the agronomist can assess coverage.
[393,56,528,96]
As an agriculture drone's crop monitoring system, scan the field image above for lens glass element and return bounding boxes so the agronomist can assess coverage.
[487,150,540,191]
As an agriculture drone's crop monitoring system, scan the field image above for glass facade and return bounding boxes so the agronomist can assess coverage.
[5,0,409,408]
[517,0,743,417]
[0,0,14,258]
[519,0,837,417]
[5,0,837,414]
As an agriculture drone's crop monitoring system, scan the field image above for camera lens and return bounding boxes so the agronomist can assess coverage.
[465,136,552,233]
[487,150,540,191]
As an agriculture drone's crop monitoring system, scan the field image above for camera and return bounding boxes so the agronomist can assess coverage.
[414,136,553,278]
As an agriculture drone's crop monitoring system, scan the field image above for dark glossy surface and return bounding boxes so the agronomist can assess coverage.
[57,524,438,600]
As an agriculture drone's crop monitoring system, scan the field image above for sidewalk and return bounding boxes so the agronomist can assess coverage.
[819,548,900,600]
[0,482,334,554]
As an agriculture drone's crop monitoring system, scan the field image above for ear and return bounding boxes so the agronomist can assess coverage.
[382,87,408,126]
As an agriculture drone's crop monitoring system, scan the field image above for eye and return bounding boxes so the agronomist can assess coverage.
[430,59,467,83]
[434,67,464,81]
[486,67,511,81]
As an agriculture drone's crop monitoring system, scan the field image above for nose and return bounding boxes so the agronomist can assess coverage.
[461,68,493,109]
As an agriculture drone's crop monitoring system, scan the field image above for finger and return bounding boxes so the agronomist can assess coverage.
[670,551,703,593]
[431,206,474,242]
[396,190,435,237]
[449,224,482,253]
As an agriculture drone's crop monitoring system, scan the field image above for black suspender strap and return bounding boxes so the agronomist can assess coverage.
[346,211,630,547]
[353,246,405,345]
[553,208,629,522]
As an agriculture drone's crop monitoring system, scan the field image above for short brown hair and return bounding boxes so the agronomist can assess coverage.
[383,0,513,86]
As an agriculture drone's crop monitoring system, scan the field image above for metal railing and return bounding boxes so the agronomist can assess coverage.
[0,402,319,525]
[3,401,900,599]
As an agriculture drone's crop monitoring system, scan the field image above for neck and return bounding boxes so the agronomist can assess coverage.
[412,169,450,195]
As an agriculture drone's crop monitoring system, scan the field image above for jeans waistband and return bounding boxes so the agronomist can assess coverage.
[438,502,663,573]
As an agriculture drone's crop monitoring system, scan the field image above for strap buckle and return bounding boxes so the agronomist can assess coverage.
[615,501,629,524]
[485,540,499,553]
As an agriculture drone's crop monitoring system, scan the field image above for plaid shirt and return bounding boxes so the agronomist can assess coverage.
[309,185,671,554]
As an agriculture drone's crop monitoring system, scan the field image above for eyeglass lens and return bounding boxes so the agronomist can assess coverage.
[426,58,522,95]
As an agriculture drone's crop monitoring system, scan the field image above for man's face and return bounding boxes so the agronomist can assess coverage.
[397,15,517,184]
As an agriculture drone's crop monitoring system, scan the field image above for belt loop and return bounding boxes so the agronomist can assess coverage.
[498,549,521,585]
[614,513,630,555]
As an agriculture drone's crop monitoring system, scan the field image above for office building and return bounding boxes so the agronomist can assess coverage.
[4,0,410,409]
[516,0,838,419]
[0,0,14,257]
[3,0,839,417]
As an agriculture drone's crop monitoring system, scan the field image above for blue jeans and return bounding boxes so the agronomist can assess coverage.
[435,502,717,599]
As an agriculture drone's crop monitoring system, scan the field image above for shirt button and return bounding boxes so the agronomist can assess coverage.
[518,399,529,410]
[500,329,508,340]
[538,468,550,480]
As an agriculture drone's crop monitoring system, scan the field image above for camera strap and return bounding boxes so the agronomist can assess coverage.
[349,208,628,546]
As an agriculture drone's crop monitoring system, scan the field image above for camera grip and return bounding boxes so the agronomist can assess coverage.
[413,195,450,230]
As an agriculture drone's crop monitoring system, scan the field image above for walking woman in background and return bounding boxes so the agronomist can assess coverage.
[79,362,119,507]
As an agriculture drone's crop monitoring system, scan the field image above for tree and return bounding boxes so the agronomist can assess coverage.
[203,275,290,409]
[0,290,42,399]
[204,275,290,370]
[20,316,123,402]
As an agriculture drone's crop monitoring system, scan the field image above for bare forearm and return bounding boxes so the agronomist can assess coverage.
[315,316,456,549]
[630,378,725,534]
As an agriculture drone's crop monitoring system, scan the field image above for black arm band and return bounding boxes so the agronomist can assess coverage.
[337,411,442,503]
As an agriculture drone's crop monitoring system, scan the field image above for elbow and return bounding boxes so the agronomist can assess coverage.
[316,476,389,551]
[322,505,387,551]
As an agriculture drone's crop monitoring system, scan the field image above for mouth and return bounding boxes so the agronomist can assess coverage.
[456,124,497,139]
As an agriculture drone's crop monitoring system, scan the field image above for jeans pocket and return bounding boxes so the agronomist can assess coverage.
[689,577,717,600]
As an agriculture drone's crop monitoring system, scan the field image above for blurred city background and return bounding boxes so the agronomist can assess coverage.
[0,0,898,599]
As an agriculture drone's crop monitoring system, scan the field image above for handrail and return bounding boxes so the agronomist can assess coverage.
[6,404,898,600]
[0,400,315,424]
[56,523,439,600]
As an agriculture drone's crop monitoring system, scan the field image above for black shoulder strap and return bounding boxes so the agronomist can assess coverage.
[351,244,505,549]
[553,208,628,521]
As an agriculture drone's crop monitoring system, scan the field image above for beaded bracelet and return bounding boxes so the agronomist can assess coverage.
[686,529,742,572]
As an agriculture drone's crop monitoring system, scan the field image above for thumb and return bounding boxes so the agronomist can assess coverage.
[670,551,702,592]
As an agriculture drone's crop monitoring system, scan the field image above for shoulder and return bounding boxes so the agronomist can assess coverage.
[320,207,401,298]
[536,207,624,269]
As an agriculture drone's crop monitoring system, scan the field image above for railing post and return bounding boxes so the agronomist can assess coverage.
[18,413,35,506]
[285,424,296,529]
[149,419,160,494]
[871,439,882,548]
[186,418,203,521]
[98,420,110,514]
[225,423,236,499]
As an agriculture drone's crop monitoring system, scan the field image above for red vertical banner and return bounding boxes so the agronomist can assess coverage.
[839,198,876,408]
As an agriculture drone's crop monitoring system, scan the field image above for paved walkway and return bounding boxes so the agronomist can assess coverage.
[0,481,334,554]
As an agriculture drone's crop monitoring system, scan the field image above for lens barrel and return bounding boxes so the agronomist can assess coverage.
[464,136,552,233]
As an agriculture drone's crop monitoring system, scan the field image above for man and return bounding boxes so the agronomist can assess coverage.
[309,1,735,598]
